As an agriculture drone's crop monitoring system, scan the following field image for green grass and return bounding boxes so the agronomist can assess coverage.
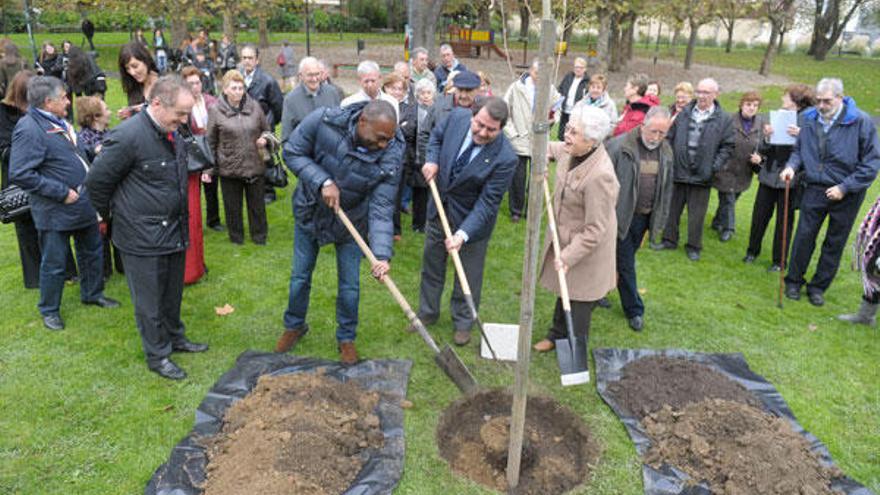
[634,45,880,115]
[1,60,879,494]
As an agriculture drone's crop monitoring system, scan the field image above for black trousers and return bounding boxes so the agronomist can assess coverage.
[101,219,124,279]
[203,177,221,227]
[417,219,490,332]
[509,155,530,217]
[557,111,571,141]
[711,190,740,233]
[546,298,596,348]
[393,172,407,236]
[220,176,268,244]
[663,183,711,251]
[121,250,187,365]
[411,186,428,231]
[747,183,796,265]
[785,186,866,294]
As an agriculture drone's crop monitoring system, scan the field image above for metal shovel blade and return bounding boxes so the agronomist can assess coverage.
[435,345,479,394]
[555,335,589,386]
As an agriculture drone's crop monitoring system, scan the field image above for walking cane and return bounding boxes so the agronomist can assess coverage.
[778,177,791,309]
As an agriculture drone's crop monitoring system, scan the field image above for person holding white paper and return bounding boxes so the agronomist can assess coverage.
[744,84,815,271]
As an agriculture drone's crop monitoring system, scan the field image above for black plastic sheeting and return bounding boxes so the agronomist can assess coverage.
[145,350,412,495]
[593,347,875,495]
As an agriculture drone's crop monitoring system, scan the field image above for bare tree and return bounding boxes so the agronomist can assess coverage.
[807,0,872,60]
[759,0,796,74]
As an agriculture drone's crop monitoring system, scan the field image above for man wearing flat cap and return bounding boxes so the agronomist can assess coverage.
[416,70,482,169]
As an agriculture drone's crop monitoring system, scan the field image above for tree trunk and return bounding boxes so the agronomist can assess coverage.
[411,0,447,55]
[257,13,269,48]
[725,18,735,53]
[812,36,834,60]
[594,9,610,73]
[777,29,785,50]
[759,20,779,75]
[622,13,636,62]
[171,16,188,50]
[477,2,491,30]
[519,5,530,39]
[608,13,621,72]
[223,8,236,41]
[684,20,698,69]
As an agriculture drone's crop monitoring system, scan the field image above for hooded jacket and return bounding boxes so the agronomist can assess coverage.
[283,101,404,261]
[786,96,880,194]
[612,94,660,137]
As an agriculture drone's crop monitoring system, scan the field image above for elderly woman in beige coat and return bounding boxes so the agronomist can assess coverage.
[533,105,620,353]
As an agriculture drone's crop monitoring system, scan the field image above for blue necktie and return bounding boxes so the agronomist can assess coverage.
[451,141,475,183]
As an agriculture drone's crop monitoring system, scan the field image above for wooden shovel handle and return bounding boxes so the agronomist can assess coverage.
[542,179,572,312]
[428,179,474,297]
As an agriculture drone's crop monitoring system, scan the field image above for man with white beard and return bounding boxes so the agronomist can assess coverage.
[606,106,675,332]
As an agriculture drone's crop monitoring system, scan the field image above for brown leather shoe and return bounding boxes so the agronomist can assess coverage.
[453,330,471,346]
[274,326,306,353]
[339,342,359,365]
[532,339,555,352]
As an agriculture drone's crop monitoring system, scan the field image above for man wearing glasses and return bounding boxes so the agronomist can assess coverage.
[409,96,517,345]
[280,56,341,143]
[780,78,880,306]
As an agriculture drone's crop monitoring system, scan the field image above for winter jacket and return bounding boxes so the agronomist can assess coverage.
[434,60,467,92]
[606,128,674,242]
[713,112,765,193]
[575,92,618,129]
[280,83,342,143]
[539,144,619,302]
[86,109,189,256]
[206,95,269,180]
[243,66,284,129]
[0,102,23,188]
[612,94,660,137]
[416,93,458,168]
[557,71,589,113]
[503,73,562,156]
[668,100,735,186]
[217,43,238,72]
[398,98,419,186]
[786,96,880,194]
[283,101,404,261]
[10,108,97,232]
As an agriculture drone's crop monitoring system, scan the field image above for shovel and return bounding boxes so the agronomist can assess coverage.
[428,179,506,363]
[335,207,478,394]
[542,179,589,386]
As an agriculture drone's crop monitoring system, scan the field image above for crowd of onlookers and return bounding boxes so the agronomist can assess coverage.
[1,30,877,379]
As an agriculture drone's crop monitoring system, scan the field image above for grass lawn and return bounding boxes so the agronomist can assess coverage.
[0,57,878,494]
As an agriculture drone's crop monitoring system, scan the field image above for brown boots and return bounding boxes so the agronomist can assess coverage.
[274,325,307,353]
[338,342,358,365]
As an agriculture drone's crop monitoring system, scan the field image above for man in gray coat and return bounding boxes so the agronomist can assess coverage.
[280,56,342,143]
[606,106,674,331]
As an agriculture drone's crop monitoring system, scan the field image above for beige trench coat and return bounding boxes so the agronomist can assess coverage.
[539,143,620,302]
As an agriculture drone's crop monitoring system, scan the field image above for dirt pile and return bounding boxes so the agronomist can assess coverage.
[199,371,384,495]
[437,388,598,495]
[605,356,761,418]
[643,399,843,494]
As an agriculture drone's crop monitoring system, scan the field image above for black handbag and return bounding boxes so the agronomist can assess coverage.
[184,132,215,173]
[0,184,30,224]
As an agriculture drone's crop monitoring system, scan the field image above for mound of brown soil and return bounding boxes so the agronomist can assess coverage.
[200,371,384,495]
[643,399,843,494]
[437,388,598,495]
[605,356,761,418]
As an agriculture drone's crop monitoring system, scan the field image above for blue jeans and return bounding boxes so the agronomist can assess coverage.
[616,212,651,318]
[38,224,104,316]
[283,224,362,342]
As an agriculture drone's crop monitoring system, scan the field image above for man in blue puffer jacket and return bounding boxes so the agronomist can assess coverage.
[781,78,880,306]
[275,100,403,364]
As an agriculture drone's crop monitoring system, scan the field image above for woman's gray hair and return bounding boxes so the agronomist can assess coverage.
[26,76,65,109]
[570,104,611,143]
[414,78,435,95]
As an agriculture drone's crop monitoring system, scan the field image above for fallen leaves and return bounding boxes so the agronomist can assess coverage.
[215,303,235,316]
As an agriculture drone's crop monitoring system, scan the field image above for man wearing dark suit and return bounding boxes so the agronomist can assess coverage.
[411,96,517,345]
[10,76,119,331]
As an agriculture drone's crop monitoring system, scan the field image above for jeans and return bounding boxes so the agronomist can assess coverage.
[37,224,104,316]
[283,224,363,342]
[712,191,740,233]
[616,212,651,318]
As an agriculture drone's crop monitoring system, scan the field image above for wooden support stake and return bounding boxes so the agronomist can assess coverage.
[506,15,557,490]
